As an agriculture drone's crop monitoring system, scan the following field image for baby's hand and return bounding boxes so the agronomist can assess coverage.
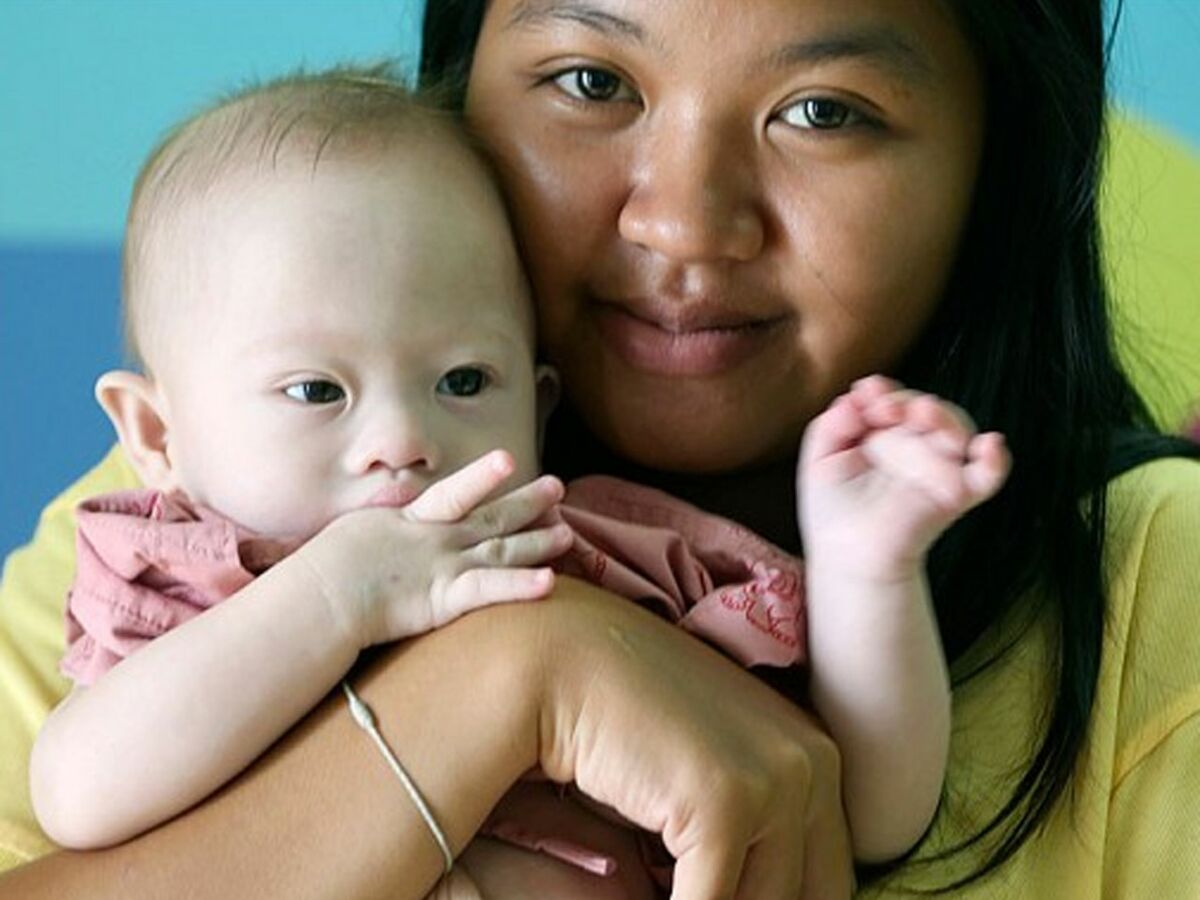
[799,376,1009,581]
[299,450,573,650]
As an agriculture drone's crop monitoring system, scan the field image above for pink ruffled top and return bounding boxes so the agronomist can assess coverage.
[61,476,806,888]
[63,476,805,686]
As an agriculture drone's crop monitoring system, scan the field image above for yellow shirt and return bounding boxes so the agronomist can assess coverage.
[2,448,1199,897]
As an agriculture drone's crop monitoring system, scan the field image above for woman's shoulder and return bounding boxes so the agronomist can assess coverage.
[1103,454,1200,585]
[1100,455,1200,784]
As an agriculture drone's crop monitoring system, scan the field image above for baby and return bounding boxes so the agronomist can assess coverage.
[29,67,1008,895]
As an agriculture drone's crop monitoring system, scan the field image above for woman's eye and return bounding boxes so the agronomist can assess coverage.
[436,367,490,397]
[552,66,636,103]
[779,97,858,131]
[283,380,345,404]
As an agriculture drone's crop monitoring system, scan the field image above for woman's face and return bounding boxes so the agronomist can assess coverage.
[466,0,983,472]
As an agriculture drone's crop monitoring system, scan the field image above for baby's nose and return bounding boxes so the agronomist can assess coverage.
[347,410,438,475]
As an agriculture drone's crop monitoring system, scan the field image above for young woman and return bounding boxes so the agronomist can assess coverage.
[2,1,1197,896]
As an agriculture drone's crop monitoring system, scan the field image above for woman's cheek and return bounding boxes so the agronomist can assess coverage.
[780,161,958,370]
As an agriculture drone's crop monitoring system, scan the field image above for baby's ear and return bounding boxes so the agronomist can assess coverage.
[535,364,561,456]
[94,370,180,492]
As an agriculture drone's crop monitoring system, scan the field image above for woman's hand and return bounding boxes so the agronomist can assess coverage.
[535,577,854,900]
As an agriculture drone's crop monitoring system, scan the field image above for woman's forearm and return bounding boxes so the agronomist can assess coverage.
[2,602,545,900]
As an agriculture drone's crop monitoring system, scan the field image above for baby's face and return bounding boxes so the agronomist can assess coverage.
[150,143,542,538]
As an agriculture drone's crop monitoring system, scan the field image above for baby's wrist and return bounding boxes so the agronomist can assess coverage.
[291,519,375,652]
[804,553,927,596]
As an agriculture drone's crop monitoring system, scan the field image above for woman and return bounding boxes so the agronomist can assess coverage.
[2,0,1198,896]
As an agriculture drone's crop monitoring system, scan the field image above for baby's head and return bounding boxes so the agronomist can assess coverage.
[101,67,551,538]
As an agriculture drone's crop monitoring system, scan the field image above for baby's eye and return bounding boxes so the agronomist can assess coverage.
[778,97,864,131]
[436,367,490,397]
[551,66,638,104]
[283,380,345,404]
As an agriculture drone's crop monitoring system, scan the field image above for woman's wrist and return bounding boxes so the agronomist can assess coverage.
[352,600,550,857]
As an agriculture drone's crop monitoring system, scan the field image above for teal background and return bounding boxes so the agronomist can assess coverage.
[1,0,1198,556]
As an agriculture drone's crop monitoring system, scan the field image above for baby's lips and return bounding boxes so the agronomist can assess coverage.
[363,481,424,509]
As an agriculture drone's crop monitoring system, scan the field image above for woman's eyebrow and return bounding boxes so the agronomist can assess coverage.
[757,25,935,85]
[506,0,649,46]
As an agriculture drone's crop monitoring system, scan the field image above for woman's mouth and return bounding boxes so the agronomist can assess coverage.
[593,302,788,377]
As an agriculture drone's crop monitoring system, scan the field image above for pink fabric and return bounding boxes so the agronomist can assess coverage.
[557,475,805,668]
[60,477,806,888]
[61,490,299,686]
[62,477,806,685]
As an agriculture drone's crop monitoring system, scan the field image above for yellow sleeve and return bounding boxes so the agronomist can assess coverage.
[1105,713,1200,898]
[1102,458,1200,898]
[0,445,138,869]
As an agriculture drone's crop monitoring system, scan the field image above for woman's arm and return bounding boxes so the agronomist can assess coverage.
[5,600,544,900]
[5,577,853,900]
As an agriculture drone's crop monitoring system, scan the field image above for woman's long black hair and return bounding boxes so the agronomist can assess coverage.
[420,0,1199,889]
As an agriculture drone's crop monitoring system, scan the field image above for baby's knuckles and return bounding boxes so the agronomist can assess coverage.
[297,507,452,649]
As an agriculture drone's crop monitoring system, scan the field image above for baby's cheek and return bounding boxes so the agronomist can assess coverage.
[200,462,329,538]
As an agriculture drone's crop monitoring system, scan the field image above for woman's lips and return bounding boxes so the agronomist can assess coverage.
[594,303,786,377]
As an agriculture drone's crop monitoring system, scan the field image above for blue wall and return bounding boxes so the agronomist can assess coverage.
[1,1,1198,557]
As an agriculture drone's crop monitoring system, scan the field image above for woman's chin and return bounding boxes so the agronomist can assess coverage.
[589,406,793,476]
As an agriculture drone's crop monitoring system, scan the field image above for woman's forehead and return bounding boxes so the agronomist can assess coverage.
[482,0,970,73]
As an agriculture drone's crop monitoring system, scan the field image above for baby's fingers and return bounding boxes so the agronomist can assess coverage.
[862,428,974,511]
[963,432,1011,502]
[469,523,574,569]
[439,568,557,622]
[800,395,870,478]
[407,450,516,523]
[463,475,565,542]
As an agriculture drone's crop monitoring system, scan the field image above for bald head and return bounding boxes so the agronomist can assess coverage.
[122,66,524,373]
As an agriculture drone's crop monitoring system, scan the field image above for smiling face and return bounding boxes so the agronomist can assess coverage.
[141,139,541,539]
[466,0,984,473]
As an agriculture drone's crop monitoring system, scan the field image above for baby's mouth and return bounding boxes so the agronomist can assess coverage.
[363,481,424,509]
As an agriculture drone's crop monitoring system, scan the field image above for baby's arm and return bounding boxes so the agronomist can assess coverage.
[30,451,571,850]
[799,376,1009,863]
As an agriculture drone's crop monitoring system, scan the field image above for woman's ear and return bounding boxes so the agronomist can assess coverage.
[535,364,561,456]
[94,370,180,492]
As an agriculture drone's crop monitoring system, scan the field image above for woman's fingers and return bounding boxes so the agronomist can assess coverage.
[733,834,806,900]
[671,832,746,900]
[794,740,856,900]
[536,583,854,900]
[424,866,484,900]
[407,450,516,522]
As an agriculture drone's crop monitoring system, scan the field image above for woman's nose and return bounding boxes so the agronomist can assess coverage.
[346,407,438,476]
[618,115,765,263]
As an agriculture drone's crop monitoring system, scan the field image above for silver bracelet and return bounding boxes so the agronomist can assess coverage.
[341,679,455,875]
